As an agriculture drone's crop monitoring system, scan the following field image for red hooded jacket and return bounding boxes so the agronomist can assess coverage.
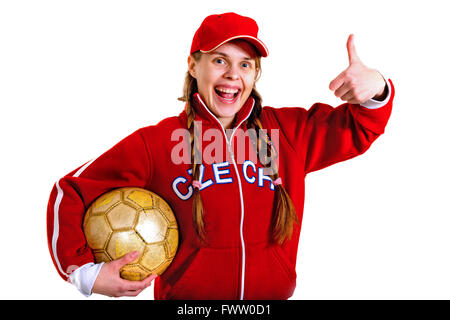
[47,80,394,299]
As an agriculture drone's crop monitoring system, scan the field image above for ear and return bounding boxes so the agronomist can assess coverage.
[187,55,197,79]
[254,66,261,82]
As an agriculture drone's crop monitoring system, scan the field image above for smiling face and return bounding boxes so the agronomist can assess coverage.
[188,40,260,129]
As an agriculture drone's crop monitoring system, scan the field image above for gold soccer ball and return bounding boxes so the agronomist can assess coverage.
[83,187,178,281]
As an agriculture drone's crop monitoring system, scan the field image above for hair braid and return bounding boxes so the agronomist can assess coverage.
[178,52,208,243]
[247,89,299,245]
[185,103,207,244]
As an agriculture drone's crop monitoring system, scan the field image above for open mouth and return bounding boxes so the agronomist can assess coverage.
[214,86,241,103]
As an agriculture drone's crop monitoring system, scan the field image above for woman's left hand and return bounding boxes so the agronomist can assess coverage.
[329,34,387,104]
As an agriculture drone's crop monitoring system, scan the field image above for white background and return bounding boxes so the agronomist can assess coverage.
[1,0,449,299]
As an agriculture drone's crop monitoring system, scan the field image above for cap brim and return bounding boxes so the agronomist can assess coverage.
[201,35,269,57]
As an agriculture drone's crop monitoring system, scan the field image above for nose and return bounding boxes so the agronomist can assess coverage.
[224,64,239,80]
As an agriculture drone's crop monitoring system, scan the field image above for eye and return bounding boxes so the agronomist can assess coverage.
[241,62,252,68]
[214,58,225,65]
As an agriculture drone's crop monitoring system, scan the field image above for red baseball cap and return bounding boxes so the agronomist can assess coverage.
[190,12,269,57]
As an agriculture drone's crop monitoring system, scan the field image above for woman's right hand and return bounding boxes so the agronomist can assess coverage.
[92,251,157,297]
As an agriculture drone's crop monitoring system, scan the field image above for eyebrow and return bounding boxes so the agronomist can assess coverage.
[211,51,254,61]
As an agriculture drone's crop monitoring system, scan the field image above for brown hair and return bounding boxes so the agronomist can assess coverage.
[178,51,298,245]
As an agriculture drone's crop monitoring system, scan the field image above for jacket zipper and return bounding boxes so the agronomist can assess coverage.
[196,95,254,300]
[228,143,247,300]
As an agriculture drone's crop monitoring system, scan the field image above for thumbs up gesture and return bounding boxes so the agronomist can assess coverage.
[329,34,387,104]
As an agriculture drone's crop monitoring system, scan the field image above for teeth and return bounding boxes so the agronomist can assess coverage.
[216,87,239,94]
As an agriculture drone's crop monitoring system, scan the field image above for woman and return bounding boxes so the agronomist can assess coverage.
[47,12,394,299]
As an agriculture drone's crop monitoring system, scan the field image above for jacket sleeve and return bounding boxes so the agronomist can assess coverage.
[272,79,394,175]
[47,128,152,281]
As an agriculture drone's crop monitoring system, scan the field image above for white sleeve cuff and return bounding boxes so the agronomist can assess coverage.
[360,78,392,109]
[68,262,104,297]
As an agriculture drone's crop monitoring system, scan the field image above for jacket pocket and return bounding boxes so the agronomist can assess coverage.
[167,247,240,299]
[245,244,297,299]
[272,246,297,285]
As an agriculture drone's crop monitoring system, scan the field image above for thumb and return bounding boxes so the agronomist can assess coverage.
[346,34,360,65]
[115,251,139,269]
